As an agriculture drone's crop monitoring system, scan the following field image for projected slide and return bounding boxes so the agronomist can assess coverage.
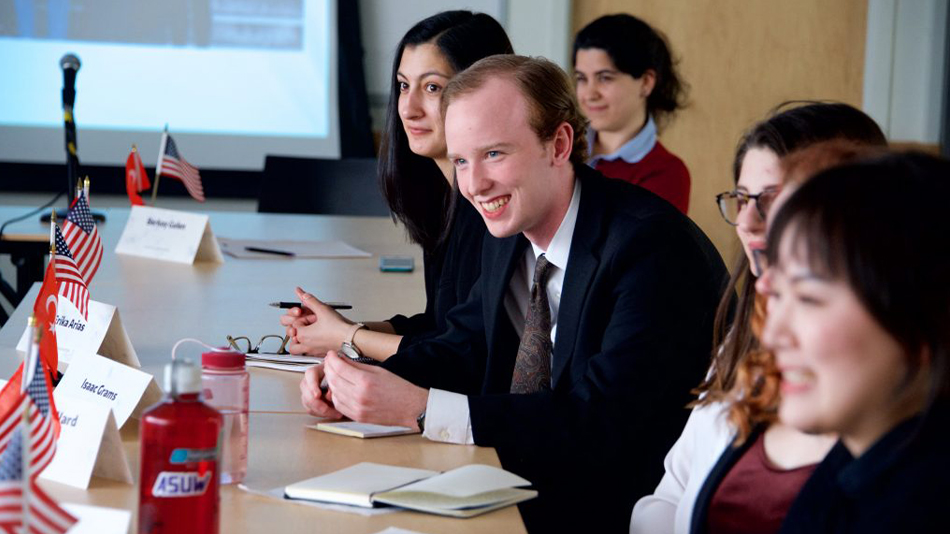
[0,0,337,169]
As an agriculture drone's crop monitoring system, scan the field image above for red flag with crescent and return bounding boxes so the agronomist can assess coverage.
[32,258,60,374]
[0,259,59,435]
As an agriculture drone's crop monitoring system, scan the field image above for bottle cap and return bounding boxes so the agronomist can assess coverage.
[202,349,246,370]
[164,359,202,395]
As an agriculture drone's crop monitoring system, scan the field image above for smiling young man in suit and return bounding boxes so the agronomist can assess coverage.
[299,55,727,532]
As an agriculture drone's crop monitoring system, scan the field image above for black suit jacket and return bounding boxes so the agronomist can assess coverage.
[383,165,728,532]
[779,403,950,534]
[388,192,485,349]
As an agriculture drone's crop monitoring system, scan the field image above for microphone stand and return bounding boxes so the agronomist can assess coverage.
[42,54,105,223]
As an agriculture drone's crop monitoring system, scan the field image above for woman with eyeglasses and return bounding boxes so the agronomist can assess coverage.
[280,12,513,362]
[760,153,950,533]
[630,102,886,534]
[573,14,691,214]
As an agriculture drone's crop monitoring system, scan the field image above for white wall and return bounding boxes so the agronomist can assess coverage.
[359,0,572,130]
[864,0,948,143]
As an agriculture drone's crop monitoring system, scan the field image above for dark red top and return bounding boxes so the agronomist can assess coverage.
[707,432,817,534]
[592,141,691,214]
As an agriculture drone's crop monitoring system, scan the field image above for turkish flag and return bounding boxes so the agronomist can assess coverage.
[0,260,60,428]
[33,258,60,373]
[125,148,151,206]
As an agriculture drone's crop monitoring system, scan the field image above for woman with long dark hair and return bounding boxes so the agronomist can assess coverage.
[281,12,513,361]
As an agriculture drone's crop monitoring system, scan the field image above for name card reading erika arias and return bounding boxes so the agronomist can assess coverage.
[115,205,223,264]
[56,352,163,428]
[16,297,140,373]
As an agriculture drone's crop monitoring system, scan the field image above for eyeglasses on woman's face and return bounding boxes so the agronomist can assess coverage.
[715,188,781,226]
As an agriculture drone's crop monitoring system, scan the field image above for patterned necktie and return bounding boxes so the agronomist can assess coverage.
[510,254,554,394]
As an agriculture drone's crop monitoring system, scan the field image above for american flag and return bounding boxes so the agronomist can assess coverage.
[54,226,89,319]
[160,134,205,202]
[62,191,103,285]
[0,327,75,534]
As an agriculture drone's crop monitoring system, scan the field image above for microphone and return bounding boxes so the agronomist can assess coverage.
[60,53,80,110]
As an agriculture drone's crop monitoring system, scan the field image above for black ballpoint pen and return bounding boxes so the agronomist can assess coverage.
[269,301,352,310]
[245,246,295,257]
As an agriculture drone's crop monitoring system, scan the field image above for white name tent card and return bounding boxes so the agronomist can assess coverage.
[61,503,132,534]
[41,392,132,489]
[55,352,163,428]
[115,205,223,264]
[16,297,139,373]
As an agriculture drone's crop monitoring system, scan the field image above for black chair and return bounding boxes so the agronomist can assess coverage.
[258,156,390,216]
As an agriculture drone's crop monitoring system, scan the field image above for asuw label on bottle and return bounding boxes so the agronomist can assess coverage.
[152,471,213,497]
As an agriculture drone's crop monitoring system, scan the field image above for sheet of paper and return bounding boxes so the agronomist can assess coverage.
[55,352,160,428]
[115,205,222,264]
[395,464,531,498]
[41,392,132,488]
[217,237,370,259]
[60,503,131,534]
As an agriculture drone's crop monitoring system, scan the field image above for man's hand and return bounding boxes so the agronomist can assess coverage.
[299,363,344,419]
[282,287,354,355]
[322,351,429,430]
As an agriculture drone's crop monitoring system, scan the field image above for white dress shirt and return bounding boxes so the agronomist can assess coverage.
[424,179,582,444]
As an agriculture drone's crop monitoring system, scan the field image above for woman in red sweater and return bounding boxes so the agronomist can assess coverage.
[573,14,690,214]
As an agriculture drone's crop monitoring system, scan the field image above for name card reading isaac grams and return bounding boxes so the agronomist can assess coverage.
[56,352,163,428]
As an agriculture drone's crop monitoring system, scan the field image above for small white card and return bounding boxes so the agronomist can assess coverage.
[16,298,139,373]
[60,503,131,534]
[41,392,133,489]
[115,205,223,264]
[55,352,163,428]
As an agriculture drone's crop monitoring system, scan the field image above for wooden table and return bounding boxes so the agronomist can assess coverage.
[0,207,527,534]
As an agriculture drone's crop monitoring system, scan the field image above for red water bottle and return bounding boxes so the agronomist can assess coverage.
[139,359,223,534]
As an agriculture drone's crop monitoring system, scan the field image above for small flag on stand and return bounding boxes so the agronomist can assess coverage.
[0,319,76,534]
[62,191,103,285]
[32,257,60,377]
[0,260,60,425]
[54,226,89,319]
[125,145,151,206]
[158,132,205,202]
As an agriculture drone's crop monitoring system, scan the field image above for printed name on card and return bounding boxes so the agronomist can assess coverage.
[55,352,163,428]
[115,205,223,264]
[41,392,132,489]
[16,297,139,372]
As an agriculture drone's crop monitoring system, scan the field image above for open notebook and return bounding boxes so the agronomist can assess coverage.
[284,462,536,518]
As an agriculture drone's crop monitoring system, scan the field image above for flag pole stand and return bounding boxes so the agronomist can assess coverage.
[39,176,105,223]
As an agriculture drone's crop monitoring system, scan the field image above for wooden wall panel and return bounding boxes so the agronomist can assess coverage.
[572,0,868,262]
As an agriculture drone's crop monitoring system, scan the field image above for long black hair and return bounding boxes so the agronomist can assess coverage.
[697,102,887,402]
[378,11,513,251]
[573,13,686,127]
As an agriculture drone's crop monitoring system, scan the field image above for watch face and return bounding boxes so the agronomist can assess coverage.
[340,342,360,360]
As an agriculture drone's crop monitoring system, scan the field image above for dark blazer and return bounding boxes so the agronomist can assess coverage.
[779,403,950,534]
[383,165,728,533]
[690,427,763,534]
[387,191,485,348]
